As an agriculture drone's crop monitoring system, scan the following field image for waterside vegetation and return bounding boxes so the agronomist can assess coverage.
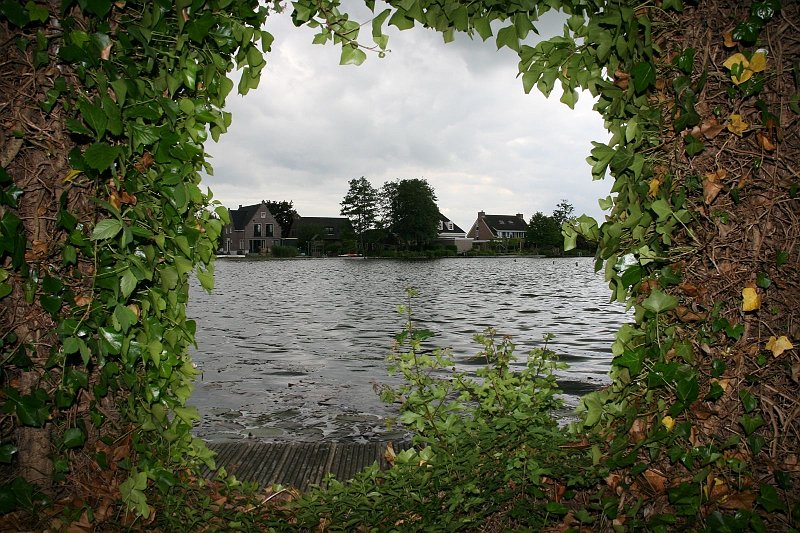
[1,0,797,530]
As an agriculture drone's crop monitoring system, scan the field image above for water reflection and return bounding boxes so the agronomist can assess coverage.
[188,257,629,443]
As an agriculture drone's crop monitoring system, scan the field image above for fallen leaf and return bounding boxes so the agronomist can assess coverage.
[765,335,794,357]
[100,42,112,61]
[661,415,675,431]
[384,442,396,466]
[749,50,767,72]
[742,287,760,311]
[756,131,776,151]
[703,173,725,205]
[643,469,667,493]
[723,53,753,85]
[719,490,756,510]
[74,295,93,306]
[648,177,661,198]
[723,31,736,48]
[676,305,705,322]
[727,114,749,136]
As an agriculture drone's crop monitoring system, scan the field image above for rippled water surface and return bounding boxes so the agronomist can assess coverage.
[188,257,629,443]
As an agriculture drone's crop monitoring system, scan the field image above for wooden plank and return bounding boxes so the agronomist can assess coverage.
[205,440,413,490]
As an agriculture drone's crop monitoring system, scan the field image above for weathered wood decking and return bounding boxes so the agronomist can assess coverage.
[206,441,411,492]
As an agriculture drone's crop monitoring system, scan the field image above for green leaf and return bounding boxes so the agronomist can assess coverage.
[739,389,758,413]
[195,267,215,292]
[0,444,16,463]
[672,48,695,75]
[613,349,643,375]
[83,143,121,171]
[40,294,62,314]
[339,45,366,66]
[388,10,414,31]
[631,61,656,94]
[120,269,137,299]
[62,427,86,448]
[496,25,519,52]
[740,414,764,435]
[684,134,705,156]
[79,99,107,139]
[473,17,492,41]
[757,484,786,512]
[642,289,678,314]
[91,219,123,240]
[130,123,160,148]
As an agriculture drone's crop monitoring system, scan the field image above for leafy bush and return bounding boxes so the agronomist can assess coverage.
[288,290,602,530]
[271,245,298,258]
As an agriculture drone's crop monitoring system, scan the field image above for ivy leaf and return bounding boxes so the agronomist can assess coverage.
[62,427,86,448]
[84,143,120,171]
[91,219,123,240]
[757,484,786,512]
[642,289,678,314]
[631,61,656,94]
[765,335,793,357]
[741,287,761,311]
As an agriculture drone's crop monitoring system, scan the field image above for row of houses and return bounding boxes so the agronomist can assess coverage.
[219,201,530,255]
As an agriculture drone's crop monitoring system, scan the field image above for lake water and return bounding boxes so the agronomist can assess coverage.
[188,256,629,443]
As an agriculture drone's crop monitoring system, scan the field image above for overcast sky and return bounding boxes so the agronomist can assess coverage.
[202,3,613,232]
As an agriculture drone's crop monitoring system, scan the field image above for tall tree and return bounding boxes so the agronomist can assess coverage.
[340,177,378,253]
[551,199,575,227]
[388,178,439,248]
[377,179,399,230]
[526,211,562,253]
[265,200,297,238]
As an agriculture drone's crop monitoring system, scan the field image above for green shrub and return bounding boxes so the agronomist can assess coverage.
[271,245,298,258]
[289,290,602,530]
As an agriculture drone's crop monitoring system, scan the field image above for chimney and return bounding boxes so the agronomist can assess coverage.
[478,211,485,218]
[516,213,524,220]
[238,204,242,209]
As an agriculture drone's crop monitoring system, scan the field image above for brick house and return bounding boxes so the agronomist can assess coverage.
[220,201,281,255]
[467,211,528,248]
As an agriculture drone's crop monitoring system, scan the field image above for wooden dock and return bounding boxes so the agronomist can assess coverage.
[206,440,411,492]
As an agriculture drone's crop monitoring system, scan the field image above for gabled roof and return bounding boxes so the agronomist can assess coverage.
[438,213,466,235]
[482,214,527,233]
[229,202,265,230]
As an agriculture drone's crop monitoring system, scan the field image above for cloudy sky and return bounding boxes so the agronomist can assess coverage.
[202,3,613,232]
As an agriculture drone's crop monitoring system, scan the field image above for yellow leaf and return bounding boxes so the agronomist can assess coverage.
[723,53,748,70]
[727,114,749,136]
[64,169,83,182]
[748,50,767,73]
[648,177,661,198]
[742,287,760,311]
[765,336,794,357]
[661,416,675,431]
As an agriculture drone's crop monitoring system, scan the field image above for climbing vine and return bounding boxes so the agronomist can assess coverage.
[1,0,797,529]
[1,0,270,520]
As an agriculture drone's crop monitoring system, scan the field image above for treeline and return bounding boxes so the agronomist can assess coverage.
[340,176,441,253]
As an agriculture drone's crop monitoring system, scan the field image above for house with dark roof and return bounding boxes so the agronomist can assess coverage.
[467,211,528,246]
[220,201,281,255]
[436,213,473,253]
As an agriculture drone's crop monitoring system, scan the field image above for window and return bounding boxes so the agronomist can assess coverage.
[447,222,454,231]
[438,220,443,231]
[265,224,274,237]
[325,226,334,235]
[253,223,262,237]
[239,239,245,249]
[260,211,266,218]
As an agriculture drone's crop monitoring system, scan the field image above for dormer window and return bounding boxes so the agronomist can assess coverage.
[447,222,453,231]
